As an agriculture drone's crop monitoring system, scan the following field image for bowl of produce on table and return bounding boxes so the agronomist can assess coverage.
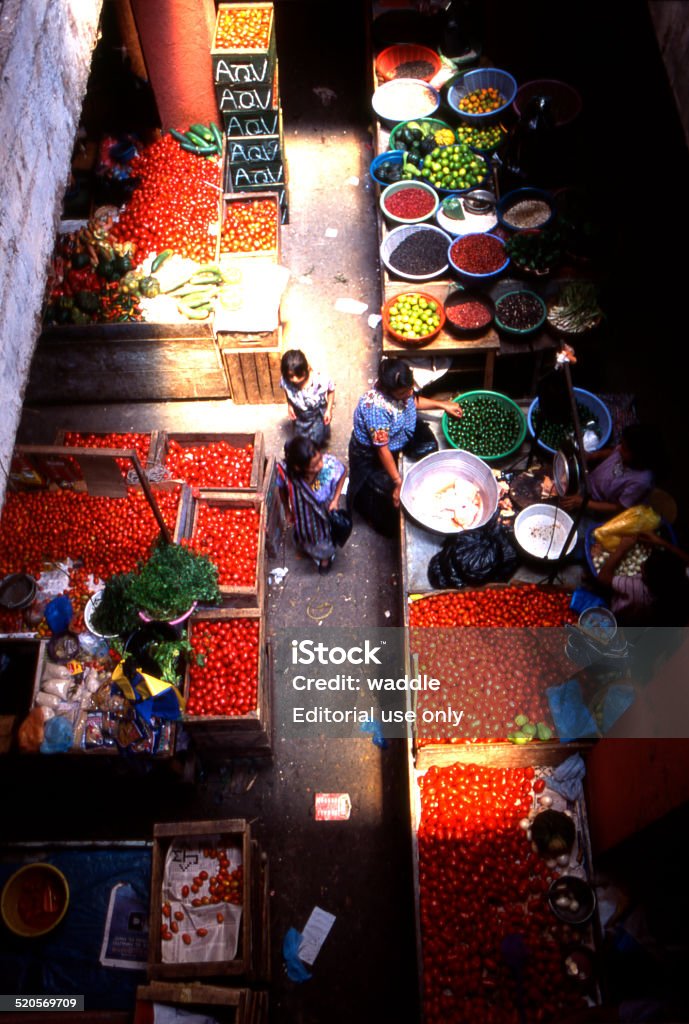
[444,287,495,333]
[527,387,612,454]
[446,67,518,122]
[389,117,456,157]
[370,149,407,187]
[494,288,547,336]
[455,120,507,154]
[514,503,578,561]
[417,144,490,194]
[506,226,563,276]
[372,78,441,125]
[448,231,509,282]
[380,180,440,225]
[382,290,445,344]
[375,43,443,83]
[546,279,603,336]
[442,390,527,460]
[496,187,555,231]
[380,223,451,281]
[400,448,499,533]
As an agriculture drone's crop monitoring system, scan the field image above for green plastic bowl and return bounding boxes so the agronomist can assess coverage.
[442,390,527,461]
[389,117,454,150]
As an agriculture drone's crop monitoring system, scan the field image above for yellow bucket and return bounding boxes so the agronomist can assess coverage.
[1,863,69,938]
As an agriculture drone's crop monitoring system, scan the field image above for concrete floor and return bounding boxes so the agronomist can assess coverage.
[7,1,689,1021]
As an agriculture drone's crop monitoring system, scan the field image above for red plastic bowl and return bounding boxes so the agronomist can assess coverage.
[375,44,442,83]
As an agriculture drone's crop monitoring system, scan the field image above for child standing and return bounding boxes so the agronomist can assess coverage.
[280,349,335,447]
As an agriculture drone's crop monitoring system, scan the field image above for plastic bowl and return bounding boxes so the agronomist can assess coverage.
[375,43,442,84]
[441,390,527,461]
[514,503,578,561]
[527,387,612,455]
[513,79,583,128]
[448,231,509,283]
[455,120,507,154]
[83,590,119,639]
[388,117,454,151]
[0,573,36,610]
[382,290,445,345]
[444,288,495,333]
[381,223,451,281]
[548,875,596,925]
[505,226,563,277]
[585,519,677,577]
[380,180,440,225]
[372,78,441,125]
[370,149,406,188]
[400,448,499,534]
[430,148,492,196]
[446,67,518,122]
[1,863,69,938]
[494,289,547,337]
[496,187,555,232]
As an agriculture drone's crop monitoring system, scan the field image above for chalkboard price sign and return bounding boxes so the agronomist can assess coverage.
[224,112,281,139]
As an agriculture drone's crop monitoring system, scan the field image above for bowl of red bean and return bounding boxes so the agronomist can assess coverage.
[448,232,509,283]
[444,287,495,334]
[446,67,518,122]
[494,288,547,337]
[380,180,440,225]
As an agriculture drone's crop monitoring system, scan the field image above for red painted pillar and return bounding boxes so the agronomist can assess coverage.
[131,0,218,130]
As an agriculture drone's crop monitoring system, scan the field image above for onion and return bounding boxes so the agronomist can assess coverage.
[556,853,570,866]
[538,794,553,808]
[519,817,530,830]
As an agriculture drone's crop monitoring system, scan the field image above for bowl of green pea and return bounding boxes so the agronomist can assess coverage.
[442,390,527,461]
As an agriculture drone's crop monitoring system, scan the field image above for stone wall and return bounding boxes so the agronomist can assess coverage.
[0,0,102,508]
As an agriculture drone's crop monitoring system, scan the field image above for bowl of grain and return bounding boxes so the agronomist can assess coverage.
[496,187,555,231]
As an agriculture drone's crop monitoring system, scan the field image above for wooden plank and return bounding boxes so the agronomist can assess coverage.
[189,491,265,607]
[224,351,249,404]
[137,981,244,1007]
[156,432,264,492]
[414,739,596,772]
[240,352,262,404]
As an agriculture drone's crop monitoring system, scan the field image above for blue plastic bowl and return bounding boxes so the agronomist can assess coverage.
[447,231,509,283]
[527,387,612,455]
[446,67,518,122]
[496,187,555,232]
[370,149,406,188]
[585,519,677,576]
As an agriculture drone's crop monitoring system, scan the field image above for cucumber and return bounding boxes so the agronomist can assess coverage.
[189,272,223,285]
[177,301,211,320]
[171,283,217,298]
[190,123,215,144]
[180,141,217,156]
[169,128,190,146]
[185,128,211,148]
[151,249,174,273]
[184,291,219,308]
[209,122,223,150]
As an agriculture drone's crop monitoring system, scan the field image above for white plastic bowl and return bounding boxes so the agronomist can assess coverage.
[514,503,577,560]
[372,78,440,125]
[381,223,451,281]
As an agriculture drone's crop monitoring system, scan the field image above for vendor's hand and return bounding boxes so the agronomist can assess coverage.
[615,535,638,553]
[392,481,402,508]
[323,411,332,425]
[287,405,297,421]
[444,401,463,419]
[328,498,339,512]
[561,494,583,511]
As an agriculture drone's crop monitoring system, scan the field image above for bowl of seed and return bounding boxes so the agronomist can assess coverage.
[494,288,547,336]
[496,187,555,231]
[380,223,451,281]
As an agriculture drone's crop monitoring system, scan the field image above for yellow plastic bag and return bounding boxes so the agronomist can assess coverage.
[593,505,661,553]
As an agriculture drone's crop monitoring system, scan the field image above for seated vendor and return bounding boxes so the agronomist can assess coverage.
[595,531,689,627]
[562,424,660,519]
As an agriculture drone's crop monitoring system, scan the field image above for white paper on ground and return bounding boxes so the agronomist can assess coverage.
[334,297,368,315]
[368,313,382,328]
[298,906,336,965]
[324,227,338,238]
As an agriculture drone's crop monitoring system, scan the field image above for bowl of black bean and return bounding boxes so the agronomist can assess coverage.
[494,288,547,337]
[380,223,451,281]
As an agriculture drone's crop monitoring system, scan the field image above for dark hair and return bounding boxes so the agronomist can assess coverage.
[620,424,661,473]
[284,435,319,478]
[375,358,414,397]
[281,349,309,380]
[643,548,689,626]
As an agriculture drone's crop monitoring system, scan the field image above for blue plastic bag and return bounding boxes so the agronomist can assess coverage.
[44,596,74,635]
[40,715,74,754]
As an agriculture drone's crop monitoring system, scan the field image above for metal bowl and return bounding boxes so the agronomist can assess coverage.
[548,875,596,925]
[400,448,498,534]
[514,503,577,561]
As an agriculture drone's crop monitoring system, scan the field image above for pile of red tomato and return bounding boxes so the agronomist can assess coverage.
[409,586,575,743]
[188,503,259,587]
[186,618,260,716]
[112,133,221,265]
[219,198,278,255]
[63,431,152,478]
[418,762,587,1023]
[163,440,255,488]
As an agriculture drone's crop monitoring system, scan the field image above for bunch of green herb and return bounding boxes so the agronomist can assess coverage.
[91,572,140,637]
[129,541,221,620]
[547,281,603,334]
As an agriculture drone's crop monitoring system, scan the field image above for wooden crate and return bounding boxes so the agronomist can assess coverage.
[182,608,272,756]
[212,2,276,85]
[27,323,229,404]
[155,432,265,492]
[136,982,268,1024]
[217,191,281,262]
[53,430,160,474]
[217,64,279,116]
[148,819,255,980]
[188,491,266,608]
[220,325,283,405]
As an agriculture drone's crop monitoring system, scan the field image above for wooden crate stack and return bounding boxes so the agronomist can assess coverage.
[212,3,288,223]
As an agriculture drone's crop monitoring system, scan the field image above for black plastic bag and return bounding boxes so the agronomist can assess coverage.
[329,509,353,547]
[427,518,518,588]
[403,419,439,462]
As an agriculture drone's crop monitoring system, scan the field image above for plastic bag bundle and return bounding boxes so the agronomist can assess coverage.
[593,505,661,553]
[427,518,518,588]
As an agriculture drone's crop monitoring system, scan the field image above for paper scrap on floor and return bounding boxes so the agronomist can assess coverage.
[161,837,242,964]
[315,793,352,820]
[298,906,336,964]
[213,259,290,333]
[334,297,368,315]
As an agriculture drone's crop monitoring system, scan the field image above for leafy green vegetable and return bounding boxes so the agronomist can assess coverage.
[129,540,221,620]
[91,572,140,637]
